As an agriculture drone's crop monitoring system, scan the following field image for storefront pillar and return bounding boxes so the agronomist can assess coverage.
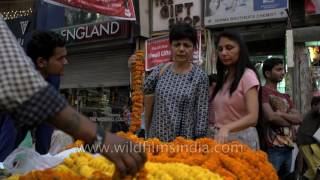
[293,43,312,114]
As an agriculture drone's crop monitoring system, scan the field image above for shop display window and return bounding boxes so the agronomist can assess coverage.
[308,46,320,96]
[60,86,130,130]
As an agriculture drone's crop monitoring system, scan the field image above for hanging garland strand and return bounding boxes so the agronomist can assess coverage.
[130,51,144,133]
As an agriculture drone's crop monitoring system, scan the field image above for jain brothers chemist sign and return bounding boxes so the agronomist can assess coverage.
[152,0,201,32]
[204,0,288,27]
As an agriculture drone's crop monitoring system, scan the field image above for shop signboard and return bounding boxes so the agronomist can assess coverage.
[305,0,320,15]
[43,0,136,20]
[204,0,288,27]
[54,20,130,44]
[145,31,201,71]
[6,15,34,48]
[151,0,201,32]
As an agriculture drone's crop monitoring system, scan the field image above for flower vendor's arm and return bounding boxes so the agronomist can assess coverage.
[277,108,302,125]
[194,74,209,138]
[262,103,291,126]
[48,107,146,177]
[224,87,259,132]
[0,17,146,178]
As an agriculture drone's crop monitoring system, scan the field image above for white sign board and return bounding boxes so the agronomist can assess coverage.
[204,0,288,27]
[152,0,201,32]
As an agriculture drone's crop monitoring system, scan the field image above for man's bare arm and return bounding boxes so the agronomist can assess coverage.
[48,105,97,144]
[279,108,302,125]
[47,105,146,177]
[262,103,291,126]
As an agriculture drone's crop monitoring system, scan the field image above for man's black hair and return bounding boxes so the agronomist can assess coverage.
[262,58,284,78]
[26,31,66,66]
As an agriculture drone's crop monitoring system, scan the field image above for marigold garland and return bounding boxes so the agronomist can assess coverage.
[130,50,144,133]
[64,140,84,150]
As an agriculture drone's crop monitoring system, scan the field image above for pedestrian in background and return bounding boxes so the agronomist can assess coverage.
[208,30,261,150]
[129,23,209,142]
[262,57,302,179]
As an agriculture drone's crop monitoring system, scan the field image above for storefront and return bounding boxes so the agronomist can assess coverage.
[204,0,288,90]
[55,20,134,126]
[307,43,320,96]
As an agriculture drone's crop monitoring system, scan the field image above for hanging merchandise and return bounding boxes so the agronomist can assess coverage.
[204,30,216,74]
[286,29,294,68]
[130,51,144,133]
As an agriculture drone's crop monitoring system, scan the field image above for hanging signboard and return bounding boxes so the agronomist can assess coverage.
[151,0,201,32]
[145,31,201,71]
[6,16,34,48]
[54,20,130,44]
[43,0,136,20]
[204,0,288,27]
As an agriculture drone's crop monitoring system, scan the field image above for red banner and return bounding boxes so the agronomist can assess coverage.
[145,32,201,71]
[305,0,320,15]
[44,0,136,20]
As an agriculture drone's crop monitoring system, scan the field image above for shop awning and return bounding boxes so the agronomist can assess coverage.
[293,26,320,42]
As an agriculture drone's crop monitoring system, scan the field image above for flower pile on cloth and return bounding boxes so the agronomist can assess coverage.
[130,51,144,133]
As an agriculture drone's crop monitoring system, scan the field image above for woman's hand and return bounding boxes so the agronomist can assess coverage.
[215,126,230,144]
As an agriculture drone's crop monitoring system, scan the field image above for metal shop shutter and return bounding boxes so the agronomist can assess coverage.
[61,48,132,89]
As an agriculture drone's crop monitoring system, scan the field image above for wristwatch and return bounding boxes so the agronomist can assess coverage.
[93,125,106,150]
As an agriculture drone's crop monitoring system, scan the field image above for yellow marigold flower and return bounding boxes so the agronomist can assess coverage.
[79,165,95,178]
[145,162,223,180]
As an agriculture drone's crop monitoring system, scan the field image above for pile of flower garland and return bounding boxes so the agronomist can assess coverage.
[9,151,222,180]
[6,133,277,180]
[117,132,278,180]
[130,50,144,133]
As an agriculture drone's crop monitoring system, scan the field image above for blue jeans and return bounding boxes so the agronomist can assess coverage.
[267,146,293,179]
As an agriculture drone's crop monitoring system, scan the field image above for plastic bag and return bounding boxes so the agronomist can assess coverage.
[3,147,83,174]
[49,130,74,155]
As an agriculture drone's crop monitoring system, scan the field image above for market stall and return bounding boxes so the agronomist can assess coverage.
[1,51,278,180]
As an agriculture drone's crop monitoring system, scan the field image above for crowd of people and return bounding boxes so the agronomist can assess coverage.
[127,23,317,179]
[0,15,318,179]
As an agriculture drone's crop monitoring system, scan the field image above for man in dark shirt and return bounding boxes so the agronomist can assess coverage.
[0,31,67,160]
[0,18,145,177]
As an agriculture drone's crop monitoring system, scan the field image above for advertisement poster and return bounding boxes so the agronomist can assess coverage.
[43,0,136,20]
[305,0,320,15]
[204,0,288,27]
[145,32,201,71]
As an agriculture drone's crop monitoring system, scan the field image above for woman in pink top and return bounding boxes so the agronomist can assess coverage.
[208,31,262,150]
